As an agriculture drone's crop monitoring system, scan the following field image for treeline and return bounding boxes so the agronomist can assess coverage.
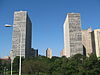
[12,54,100,75]
[0,54,100,75]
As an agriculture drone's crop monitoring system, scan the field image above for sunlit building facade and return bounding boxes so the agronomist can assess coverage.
[11,11,32,61]
[92,29,100,57]
[63,13,83,57]
[82,28,93,56]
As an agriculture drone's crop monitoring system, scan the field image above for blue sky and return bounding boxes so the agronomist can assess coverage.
[0,0,100,57]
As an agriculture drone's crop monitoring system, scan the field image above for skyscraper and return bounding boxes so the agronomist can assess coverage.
[91,29,100,57]
[46,48,52,58]
[63,13,83,57]
[82,28,93,56]
[11,11,32,60]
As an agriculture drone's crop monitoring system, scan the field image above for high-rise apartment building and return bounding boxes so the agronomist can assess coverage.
[11,11,32,60]
[82,28,93,56]
[63,13,83,57]
[46,48,52,58]
[91,29,100,57]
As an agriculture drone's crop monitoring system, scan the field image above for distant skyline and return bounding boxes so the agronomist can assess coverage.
[0,0,100,57]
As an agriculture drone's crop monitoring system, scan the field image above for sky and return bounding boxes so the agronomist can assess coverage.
[0,0,100,57]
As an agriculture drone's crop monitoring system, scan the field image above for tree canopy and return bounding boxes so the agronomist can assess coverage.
[0,54,100,75]
[21,54,100,75]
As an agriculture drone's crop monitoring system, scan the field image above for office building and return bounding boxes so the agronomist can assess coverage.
[11,11,32,61]
[46,48,52,58]
[82,28,93,56]
[63,13,83,57]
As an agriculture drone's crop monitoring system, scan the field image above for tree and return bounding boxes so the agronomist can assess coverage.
[21,54,100,75]
[13,56,24,72]
[81,54,100,75]
[22,56,50,75]
[0,60,3,72]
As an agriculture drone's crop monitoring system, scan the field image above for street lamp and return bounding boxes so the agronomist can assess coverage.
[19,27,22,75]
[4,24,12,27]
[5,24,22,75]
[4,24,13,75]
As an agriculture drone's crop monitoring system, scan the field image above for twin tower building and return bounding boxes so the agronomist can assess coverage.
[10,11,100,61]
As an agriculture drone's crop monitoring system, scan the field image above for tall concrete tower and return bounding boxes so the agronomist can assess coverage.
[11,11,32,60]
[46,48,52,58]
[63,13,83,57]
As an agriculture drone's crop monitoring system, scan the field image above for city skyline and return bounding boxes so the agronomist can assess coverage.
[0,0,100,57]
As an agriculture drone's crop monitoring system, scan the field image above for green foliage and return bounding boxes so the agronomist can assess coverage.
[22,56,50,75]
[81,54,100,75]
[13,56,24,72]
[0,59,11,74]
[22,54,100,75]
[1,54,100,75]
[0,60,3,71]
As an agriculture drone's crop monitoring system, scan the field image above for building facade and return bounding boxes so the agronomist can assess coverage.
[92,29,100,57]
[82,28,93,56]
[63,13,83,57]
[11,11,32,60]
[46,48,52,58]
